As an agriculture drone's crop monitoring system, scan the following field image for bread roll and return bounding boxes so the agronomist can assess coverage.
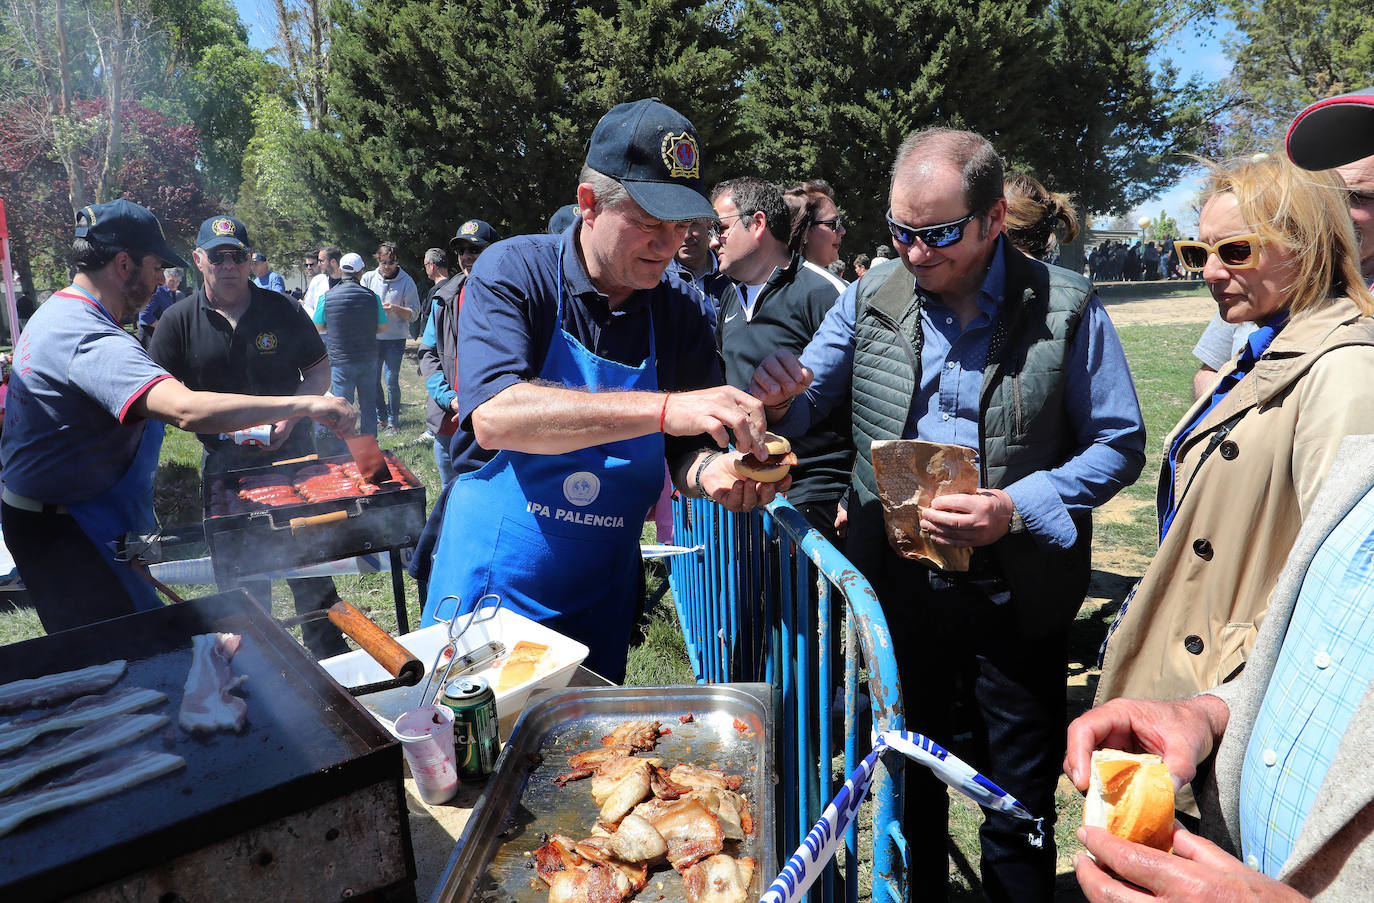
[1083,749,1174,852]
[497,641,551,692]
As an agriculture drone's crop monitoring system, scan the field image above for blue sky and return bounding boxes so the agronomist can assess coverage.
[232,0,1231,234]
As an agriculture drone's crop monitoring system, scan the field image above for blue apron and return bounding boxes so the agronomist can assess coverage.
[59,287,166,612]
[422,251,664,679]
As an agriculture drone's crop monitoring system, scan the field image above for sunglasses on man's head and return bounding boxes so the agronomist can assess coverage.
[206,248,248,266]
[885,210,977,249]
[1173,234,1262,272]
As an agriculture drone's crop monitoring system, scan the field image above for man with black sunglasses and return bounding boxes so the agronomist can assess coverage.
[752,127,1146,903]
[149,215,356,658]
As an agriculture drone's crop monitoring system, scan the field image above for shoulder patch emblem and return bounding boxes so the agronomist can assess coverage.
[661,132,699,180]
[255,332,278,352]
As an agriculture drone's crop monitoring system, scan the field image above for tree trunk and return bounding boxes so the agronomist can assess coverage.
[93,0,126,203]
[49,0,91,212]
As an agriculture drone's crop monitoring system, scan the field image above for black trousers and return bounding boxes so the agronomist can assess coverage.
[2,502,140,633]
[880,563,1067,903]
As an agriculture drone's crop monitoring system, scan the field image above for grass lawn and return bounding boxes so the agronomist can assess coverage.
[0,307,1208,898]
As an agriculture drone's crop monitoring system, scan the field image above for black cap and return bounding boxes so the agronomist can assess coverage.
[74,199,188,268]
[250,251,267,262]
[584,98,715,222]
[1287,88,1374,171]
[548,204,580,234]
[451,220,499,248]
[196,215,250,253]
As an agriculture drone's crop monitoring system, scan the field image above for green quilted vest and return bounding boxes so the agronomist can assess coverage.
[848,248,1095,633]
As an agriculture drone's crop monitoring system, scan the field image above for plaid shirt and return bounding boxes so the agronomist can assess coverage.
[1240,484,1374,876]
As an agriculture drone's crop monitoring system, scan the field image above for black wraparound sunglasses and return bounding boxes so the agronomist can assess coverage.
[885,209,977,248]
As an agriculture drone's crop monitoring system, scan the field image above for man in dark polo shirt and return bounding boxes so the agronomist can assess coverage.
[149,215,351,658]
[416,98,785,681]
[710,176,851,540]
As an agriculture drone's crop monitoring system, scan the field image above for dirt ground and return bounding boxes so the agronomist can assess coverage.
[1099,290,1214,327]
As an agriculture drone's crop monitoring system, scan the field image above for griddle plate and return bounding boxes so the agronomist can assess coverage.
[0,591,399,901]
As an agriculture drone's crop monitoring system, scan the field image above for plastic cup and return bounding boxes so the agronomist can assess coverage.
[394,704,460,804]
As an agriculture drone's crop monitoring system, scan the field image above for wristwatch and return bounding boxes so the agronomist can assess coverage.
[1008,502,1027,535]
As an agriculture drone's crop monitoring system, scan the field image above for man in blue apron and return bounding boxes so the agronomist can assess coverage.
[0,200,356,635]
[420,99,787,681]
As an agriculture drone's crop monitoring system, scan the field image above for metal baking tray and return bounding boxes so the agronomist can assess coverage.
[431,683,775,903]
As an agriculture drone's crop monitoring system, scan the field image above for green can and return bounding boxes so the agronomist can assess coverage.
[441,675,500,779]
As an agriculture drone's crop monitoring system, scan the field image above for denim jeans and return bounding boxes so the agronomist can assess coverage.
[331,360,378,435]
[433,438,456,486]
[375,339,406,427]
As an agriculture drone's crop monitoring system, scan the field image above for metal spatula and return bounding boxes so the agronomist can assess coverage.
[343,432,390,484]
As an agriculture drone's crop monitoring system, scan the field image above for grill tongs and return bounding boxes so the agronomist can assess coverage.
[281,601,424,697]
[417,594,505,706]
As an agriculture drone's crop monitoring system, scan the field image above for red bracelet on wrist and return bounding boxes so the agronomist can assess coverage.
[659,393,671,433]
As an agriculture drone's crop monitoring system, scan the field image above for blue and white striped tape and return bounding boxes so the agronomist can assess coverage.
[759,730,1044,903]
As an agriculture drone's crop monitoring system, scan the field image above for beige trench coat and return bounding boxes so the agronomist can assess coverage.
[1097,297,1374,703]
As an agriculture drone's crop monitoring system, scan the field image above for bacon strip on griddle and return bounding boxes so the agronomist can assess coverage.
[0,687,166,756]
[0,713,169,796]
[0,660,127,713]
[178,633,248,734]
[0,749,185,838]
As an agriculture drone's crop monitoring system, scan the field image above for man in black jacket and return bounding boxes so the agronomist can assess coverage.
[418,221,498,483]
[710,176,851,539]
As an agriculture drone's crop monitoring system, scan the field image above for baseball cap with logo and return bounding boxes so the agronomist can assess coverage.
[74,199,189,268]
[340,252,366,274]
[196,215,251,253]
[250,252,267,262]
[584,98,715,222]
[1287,88,1374,171]
[547,204,580,234]
[451,220,499,248]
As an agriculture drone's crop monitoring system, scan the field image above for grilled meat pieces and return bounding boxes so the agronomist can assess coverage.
[600,720,663,751]
[651,798,725,872]
[683,854,757,903]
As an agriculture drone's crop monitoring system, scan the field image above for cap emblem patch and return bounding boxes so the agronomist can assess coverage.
[661,132,699,180]
[212,218,236,236]
[460,221,478,235]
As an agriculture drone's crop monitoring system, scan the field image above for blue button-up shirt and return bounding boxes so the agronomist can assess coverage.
[1240,483,1374,876]
[775,240,1146,548]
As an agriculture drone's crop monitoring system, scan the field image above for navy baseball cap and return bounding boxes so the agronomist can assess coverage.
[250,251,267,262]
[584,98,715,222]
[548,204,580,234]
[74,199,188,268]
[451,220,499,248]
[1287,88,1374,171]
[196,215,250,253]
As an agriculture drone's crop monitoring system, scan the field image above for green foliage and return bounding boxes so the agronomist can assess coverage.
[1220,0,1374,152]
[736,0,1208,248]
[234,92,333,261]
[317,0,750,267]
[1147,209,1182,240]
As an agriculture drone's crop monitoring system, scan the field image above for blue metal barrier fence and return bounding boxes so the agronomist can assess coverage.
[667,495,908,903]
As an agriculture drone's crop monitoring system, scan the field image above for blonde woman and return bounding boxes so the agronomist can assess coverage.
[1098,152,1374,704]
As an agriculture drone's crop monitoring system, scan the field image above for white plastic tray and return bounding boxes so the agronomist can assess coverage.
[320,609,589,738]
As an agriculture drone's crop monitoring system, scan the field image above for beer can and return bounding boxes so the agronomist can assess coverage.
[218,424,273,447]
[441,676,500,780]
